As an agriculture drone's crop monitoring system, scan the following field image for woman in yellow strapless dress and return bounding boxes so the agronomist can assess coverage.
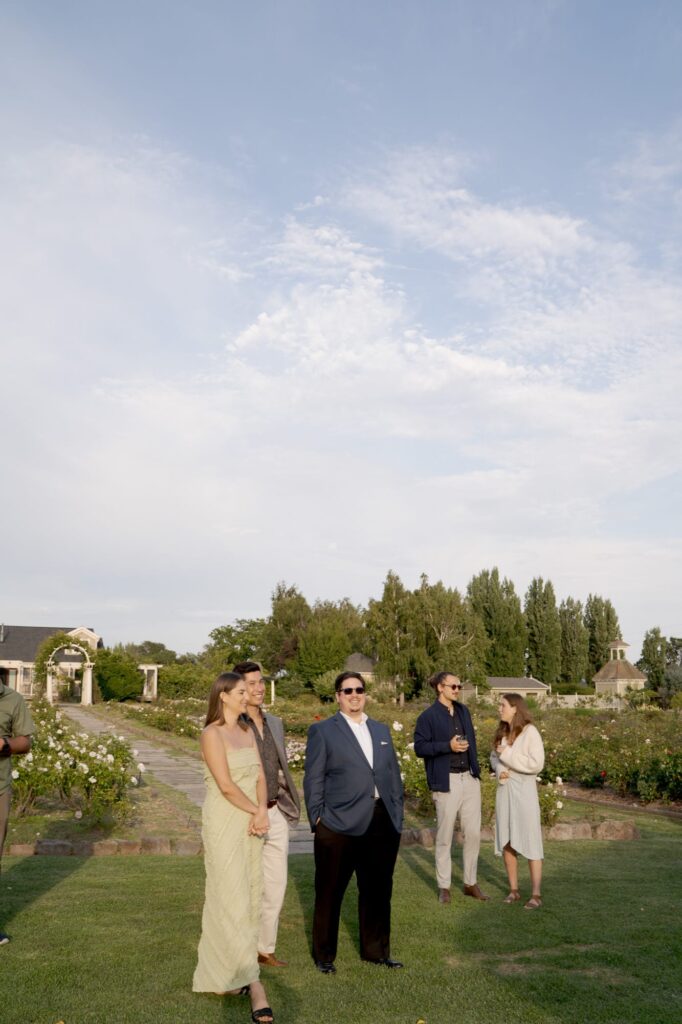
[193,671,274,1024]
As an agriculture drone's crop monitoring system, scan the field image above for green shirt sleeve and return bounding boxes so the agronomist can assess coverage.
[11,697,36,738]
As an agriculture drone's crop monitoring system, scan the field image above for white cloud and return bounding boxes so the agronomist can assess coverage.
[2,136,680,656]
[610,121,682,202]
[344,146,591,292]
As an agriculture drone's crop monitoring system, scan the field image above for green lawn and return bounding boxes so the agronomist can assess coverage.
[2,814,680,1024]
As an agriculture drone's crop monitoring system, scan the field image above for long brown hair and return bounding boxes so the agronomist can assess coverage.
[493,693,533,748]
[204,671,247,728]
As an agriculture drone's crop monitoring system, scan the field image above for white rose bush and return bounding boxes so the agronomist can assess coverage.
[116,698,203,739]
[12,700,141,820]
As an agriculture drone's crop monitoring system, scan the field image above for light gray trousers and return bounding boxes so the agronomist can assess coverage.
[433,773,482,888]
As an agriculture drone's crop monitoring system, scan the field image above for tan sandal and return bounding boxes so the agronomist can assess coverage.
[524,894,542,909]
[503,890,521,903]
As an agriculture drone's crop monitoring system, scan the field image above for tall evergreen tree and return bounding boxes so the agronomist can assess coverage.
[584,594,621,681]
[260,582,312,673]
[293,599,366,681]
[467,567,526,676]
[637,627,667,691]
[413,574,488,686]
[558,597,589,686]
[366,571,420,693]
[524,577,561,684]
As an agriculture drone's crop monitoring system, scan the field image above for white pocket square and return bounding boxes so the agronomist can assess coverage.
[381,741,388,745]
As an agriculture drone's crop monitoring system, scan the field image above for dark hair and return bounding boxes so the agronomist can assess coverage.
[334,671,365,692]
[492,693,533,748]
[428,671,459,694]
[233,660,262,676]
[205,671,247,727]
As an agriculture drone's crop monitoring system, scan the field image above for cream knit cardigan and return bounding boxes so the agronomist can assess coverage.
[497,724,545,779]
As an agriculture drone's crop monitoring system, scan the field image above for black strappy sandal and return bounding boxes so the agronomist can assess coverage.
[251,1008,274,1023]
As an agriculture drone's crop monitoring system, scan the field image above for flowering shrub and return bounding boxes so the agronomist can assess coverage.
[11,701,142,820]
[115,700,203,739]
[541,708,682,803]
[538,781,564,827]
[285,739,306,768]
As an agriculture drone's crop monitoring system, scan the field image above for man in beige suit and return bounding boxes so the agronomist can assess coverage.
[235,661,301,967]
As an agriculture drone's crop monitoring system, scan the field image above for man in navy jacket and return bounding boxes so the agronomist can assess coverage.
[414,671,489,904]
[304,671,404,974]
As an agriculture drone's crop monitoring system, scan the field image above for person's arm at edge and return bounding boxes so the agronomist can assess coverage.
[413,708,451,759]
[302,723,326,831]
[386,729,404,828]
[0,735,31,756]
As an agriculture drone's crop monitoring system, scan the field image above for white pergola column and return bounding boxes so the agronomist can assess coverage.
[81,664,93,705]
[139,664,159,702]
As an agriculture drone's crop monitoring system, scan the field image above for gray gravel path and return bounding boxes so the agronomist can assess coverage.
[58,704,314,853]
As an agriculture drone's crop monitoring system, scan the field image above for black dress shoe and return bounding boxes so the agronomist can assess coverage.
[364,957,404,968]
[314,960,336,974]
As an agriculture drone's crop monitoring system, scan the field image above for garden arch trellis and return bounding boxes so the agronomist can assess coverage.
[46,641,95,705]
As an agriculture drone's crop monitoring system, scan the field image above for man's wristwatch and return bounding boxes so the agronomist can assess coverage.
[0,737,11,757]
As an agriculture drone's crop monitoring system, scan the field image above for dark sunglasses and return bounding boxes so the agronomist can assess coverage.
[443,683,462,690]
[340,686,365,695]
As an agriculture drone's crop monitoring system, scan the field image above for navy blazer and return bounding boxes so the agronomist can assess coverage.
[413,700,481,792]
[303,713,404,837]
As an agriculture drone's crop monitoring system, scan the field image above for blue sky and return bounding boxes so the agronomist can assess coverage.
[2,2,681,658]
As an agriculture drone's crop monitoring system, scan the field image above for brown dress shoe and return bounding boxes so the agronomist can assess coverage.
[463,883,490,901]
[258,952,288,967]
[438,888,451,904]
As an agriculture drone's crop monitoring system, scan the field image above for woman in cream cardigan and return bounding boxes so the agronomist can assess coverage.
[490,694,545,909]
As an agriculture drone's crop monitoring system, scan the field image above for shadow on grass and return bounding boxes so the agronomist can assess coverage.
[1,823,86,934]
[401,822,682,1024]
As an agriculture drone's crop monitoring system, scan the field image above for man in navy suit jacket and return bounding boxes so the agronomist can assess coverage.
[304,671,404,974]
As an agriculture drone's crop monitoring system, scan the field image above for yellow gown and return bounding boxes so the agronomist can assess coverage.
[193,746,263,993]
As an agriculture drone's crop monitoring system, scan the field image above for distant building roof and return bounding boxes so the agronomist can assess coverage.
[343,652,377,674]
[593,660,646,683]
[0,625,75,662]
[487,676,550,691]
[609,639,629,648]
[0,625,101,664]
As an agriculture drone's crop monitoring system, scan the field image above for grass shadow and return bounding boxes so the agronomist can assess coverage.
[1,820,86,934]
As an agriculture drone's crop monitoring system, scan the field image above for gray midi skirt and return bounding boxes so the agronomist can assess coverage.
[494,772,544,861]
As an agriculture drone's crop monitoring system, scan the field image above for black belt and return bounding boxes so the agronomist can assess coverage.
[449,768,469,774]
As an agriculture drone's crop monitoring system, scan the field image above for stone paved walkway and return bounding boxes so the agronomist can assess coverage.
[59,704,314,854]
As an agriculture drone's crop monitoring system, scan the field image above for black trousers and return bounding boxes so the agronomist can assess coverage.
[312,799,401,963]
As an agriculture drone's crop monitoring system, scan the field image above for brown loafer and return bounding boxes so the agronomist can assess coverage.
[438,887,451,904]
[258,952,288,967]
[463,883,490,901]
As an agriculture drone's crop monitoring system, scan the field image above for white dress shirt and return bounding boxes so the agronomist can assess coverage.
[340,711,379,797]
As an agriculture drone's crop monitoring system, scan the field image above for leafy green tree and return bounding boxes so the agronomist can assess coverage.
[413,574,488,686]
[659,665,682,708]
[666,636,682,667]
[94,649,143,702]
[524,577,561,685]
[558,597,589,687]
[158,661,214,700]
[260,582,312,673]
[116,640,178,666]
[466,568,526,676]
[584,594,621,681]
[366,571,420,694]
[637,627,668,692]
[203,618,268,673]
[310,669,339,703]
[293,599,365,682]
